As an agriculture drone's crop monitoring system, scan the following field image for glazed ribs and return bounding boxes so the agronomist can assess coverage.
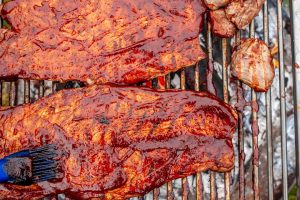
[0,85,237,199]
[0,0,206,84]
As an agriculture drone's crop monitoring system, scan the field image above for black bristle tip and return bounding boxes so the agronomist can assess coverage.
[30,144,61,183]
[33,175,57,183]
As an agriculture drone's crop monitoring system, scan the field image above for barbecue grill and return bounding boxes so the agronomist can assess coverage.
[0,0,298,199]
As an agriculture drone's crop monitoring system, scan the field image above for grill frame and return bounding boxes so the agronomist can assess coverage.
[0,0,299,199]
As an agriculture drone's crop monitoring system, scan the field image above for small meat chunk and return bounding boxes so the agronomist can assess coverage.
[225,0,265,29]
[209,9,237,38]
[231,39,274,92]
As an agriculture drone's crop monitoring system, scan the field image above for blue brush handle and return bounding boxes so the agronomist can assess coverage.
[0,158,10,183]
[0,150,30,183]
[6,150,30,158]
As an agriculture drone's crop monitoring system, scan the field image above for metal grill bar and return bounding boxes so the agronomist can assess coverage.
[206,19,217,200]
[180,69,190,200]
[52,82,58,94]
[276,0,288,199]
[210,172,217,200]
[167,183,174,200]
[289,0,300,198]
[165,74,171,90]
[9,82,16,106]
[24,80,30,104]
[264,0,274,199]
[182,177,188,200]
[196,172,203,200]
[222,39,229,103]
[164,74,174,200]
[39,81,44,98]
[48,82,54,94]
[195,60,203,200]
[222,37,231,200]
[234,31,246,200]
[248,21,260,200]
[195,62,200,92]
[153,185,160,200]
[237,80,245,200]
[153,76,164,200]
[251,71,259,200]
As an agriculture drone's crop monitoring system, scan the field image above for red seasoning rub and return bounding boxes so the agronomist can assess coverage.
[225,0,265,29]
[231,39,275,92]
[209,9,237,38]
[204,0,232,10]
[0,84,237,200]
[0,0,206,85]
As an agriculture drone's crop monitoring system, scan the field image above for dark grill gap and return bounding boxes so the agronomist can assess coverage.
[0,0,298,199]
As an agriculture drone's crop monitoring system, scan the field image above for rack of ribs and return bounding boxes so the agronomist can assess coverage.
[0,0,206,85]
[0,84,237,199]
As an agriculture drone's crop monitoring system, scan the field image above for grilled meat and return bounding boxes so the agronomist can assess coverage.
[0,85,237,199]
[0,0,206,84]
[225,0,265,29]
[204,0,232,10]
[209,9,237,38]
[231,39,274,92]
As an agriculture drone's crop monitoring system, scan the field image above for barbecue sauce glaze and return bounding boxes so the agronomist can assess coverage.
[0,85,237,199]
[0,0,206,84]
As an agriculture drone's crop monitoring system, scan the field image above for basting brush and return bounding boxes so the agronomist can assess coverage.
[0,144,61,185]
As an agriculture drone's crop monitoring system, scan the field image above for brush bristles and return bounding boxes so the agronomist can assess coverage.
[29,144,57,156]
[29,144,61,183]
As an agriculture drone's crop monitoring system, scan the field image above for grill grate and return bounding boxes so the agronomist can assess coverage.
[0,0,299,199]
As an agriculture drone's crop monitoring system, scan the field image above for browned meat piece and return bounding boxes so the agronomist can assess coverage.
[209,9,237,38]
[225,0,265,29]
[0,85,238,199]
[204,0,232,10]
[231,39,274,92]
[0,0,206,84]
